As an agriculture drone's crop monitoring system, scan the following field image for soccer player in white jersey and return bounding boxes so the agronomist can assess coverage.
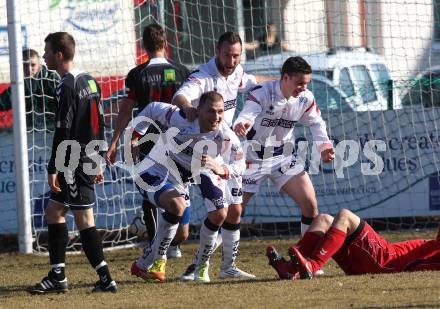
[173,32,257,279]
[234,56,335,238]
[130,91,246,283]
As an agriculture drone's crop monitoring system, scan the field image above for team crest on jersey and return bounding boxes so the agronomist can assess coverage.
[299,96,308,105]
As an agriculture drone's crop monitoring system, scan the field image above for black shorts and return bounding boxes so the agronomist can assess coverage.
[50,169,95,210]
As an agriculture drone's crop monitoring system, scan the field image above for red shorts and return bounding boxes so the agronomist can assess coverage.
[333,222,440,275]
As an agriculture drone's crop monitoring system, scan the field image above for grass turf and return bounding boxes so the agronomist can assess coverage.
[1,229,440,308]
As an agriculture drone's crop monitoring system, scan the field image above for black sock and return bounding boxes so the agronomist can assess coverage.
[80,227,112,283]
[301,215,314,225]
[48,223,68,280]
[142,199,158,241]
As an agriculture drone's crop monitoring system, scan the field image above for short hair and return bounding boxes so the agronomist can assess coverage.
[199,91,224,108]
[22,49,39,61]
[142,23,166,53]
[44,32,75,61]
[281,56,312,76]
[217,31,242,49]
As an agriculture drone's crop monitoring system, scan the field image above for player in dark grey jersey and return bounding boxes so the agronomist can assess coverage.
[28,32,117,294]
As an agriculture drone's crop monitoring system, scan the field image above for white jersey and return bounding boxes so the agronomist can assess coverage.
[234,80,331,161]
[173,57,257,127]
[133,102,245,183]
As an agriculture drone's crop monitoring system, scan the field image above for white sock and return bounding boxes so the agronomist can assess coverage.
[301,223,310,236]
[213,232,223,253]
[137,241,153,269]
[195,221,219,266]
[152,213,179,260]
[220,227,240,270]
[137,213,178,268]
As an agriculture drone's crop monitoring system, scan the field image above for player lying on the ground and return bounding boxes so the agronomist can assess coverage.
[267,208,440,280]
[130,91,245,283]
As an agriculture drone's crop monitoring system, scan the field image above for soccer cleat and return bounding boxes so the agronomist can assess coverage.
[180,263,196,281]
[131,259,166,283]
[266,245,299,280]
[194,262,210,283]
[92,280,117,293]
[288,246,313,280]
[27,273,69,294]
[219,264,256,279]
[167,245,182,259]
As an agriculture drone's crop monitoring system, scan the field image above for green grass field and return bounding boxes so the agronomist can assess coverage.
[2,229,440,308]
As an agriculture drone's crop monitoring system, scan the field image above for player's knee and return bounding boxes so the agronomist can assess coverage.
[315,214,333,226]
[336,208,352,220]
[44,206,62,223]
[167,198,186,216]
[207,208,228,226]
[334,209,353,227]
[226,204,242,223]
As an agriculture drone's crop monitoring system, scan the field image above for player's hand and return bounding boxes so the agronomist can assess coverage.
[321,148,336,163]
[94,167,104,184]
[48,173,61,193]
[183,106,197,122]
[105,142,117,165]
[201,154,224,176]
[234,121,251,136]
[131,143,140,163]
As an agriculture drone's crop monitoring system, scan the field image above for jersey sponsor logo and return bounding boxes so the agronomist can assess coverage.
[242,177,257,185]
[261,118,296,128]
[88,80,98,93]
[211,196,226,209]
[231,188,243,196]
[164,69,176,82]
[224,99,237,111]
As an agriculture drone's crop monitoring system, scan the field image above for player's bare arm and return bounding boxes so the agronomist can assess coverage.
[234,121,251,137]
[106,97,136,165]
[201,154,226,176]
[172,94,197,121]
[47,173,61,193]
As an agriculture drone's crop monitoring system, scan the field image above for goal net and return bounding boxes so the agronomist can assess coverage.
[1,0,440,252]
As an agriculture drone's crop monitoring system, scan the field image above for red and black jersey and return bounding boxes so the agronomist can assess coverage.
[48,68,104,174]
[125,58,190,156]
[125,58,190,111]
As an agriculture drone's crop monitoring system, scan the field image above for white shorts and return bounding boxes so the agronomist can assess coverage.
[136,163,190,209]
[137,162,228,213]
[242,156,304,193]
[224,176,243,205]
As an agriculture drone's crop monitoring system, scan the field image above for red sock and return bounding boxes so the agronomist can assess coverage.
[309,227,346,272]
[296,232,323,258]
